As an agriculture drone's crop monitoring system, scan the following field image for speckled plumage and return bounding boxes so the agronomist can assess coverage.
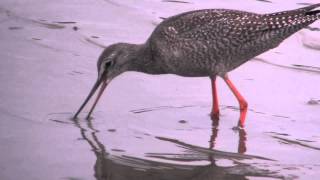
[74,4,320,127]
[145,4,320,77]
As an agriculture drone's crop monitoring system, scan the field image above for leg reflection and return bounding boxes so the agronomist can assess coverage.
[238,129,247,154]
[209,119,247,154]
[209,121,219,150]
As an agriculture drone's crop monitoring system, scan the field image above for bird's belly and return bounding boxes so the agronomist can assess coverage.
[171,68,210,77]
[158,54,214,77]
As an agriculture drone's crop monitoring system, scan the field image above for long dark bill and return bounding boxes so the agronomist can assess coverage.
[86,80,108,119]
[73,76,108,120]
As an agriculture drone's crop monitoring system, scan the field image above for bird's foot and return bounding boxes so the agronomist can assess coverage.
[210,112,220,126]
[86,115,93,120]
[72,115,79,121]
[232,121,244,131]
[210,111,220,120]
[232,126,243,131]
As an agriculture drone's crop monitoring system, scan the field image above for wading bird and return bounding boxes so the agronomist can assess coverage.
[73,4,320,128]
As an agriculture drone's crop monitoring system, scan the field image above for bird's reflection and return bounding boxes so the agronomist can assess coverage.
[71,117,279,180]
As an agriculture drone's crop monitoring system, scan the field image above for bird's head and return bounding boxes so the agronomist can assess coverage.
[97,43,139,82]
[73,43,139,119]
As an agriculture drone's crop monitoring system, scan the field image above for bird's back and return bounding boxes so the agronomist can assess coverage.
[147,4,320,77]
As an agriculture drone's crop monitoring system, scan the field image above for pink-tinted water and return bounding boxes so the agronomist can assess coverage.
[0,0,320,179]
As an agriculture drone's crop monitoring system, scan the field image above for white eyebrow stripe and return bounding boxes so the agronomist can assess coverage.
[98,52,118,79]
[99,61,106,79]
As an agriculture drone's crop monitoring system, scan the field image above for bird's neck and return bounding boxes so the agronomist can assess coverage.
[128,42,165,75]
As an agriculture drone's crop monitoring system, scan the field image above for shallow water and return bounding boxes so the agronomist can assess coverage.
[0,0,320,180]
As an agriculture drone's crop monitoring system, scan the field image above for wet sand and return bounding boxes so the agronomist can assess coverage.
[0,0,320,180]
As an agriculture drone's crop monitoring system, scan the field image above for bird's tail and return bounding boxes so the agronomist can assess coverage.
[305,9,320,16]
[272,3,320,16]
[264,3,320,31]
[298,3,320,18]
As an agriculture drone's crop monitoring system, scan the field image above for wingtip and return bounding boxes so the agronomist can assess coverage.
[302,3,320,11]
[305,10,320,16]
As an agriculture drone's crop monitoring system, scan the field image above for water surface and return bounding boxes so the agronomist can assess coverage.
[0,0,320,179]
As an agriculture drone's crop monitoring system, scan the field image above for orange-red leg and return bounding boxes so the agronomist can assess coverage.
[210,76,220,122]
[223,74,248,127]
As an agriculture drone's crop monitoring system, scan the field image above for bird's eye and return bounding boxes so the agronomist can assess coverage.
[104,60,114,69]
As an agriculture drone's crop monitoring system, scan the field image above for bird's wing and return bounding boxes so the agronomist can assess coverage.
[150,5,320,66]
[167,3,320,43]
[267,3,320,17]
[162,15,269,55]
[156,3,320,43]
[176,15,269,43]
[150,10,269,65]
[171,4,320,48]
[156,9,230,36]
